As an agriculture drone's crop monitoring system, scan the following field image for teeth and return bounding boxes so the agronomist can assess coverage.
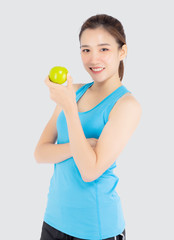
[91,67,104,72]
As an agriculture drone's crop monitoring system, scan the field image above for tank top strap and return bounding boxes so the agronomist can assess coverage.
[103,85,132,124]
[75,82,93,102]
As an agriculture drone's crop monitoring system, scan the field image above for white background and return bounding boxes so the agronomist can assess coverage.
[0,0,174,239]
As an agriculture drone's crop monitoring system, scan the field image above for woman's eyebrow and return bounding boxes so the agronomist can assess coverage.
[80,43,111,48]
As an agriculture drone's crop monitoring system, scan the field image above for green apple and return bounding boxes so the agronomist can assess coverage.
[49,66,68,84]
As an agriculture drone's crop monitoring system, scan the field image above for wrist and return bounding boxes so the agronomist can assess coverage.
[64,102,78,116]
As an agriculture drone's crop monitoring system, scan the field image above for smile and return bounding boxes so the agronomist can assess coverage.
[90,67,105,73]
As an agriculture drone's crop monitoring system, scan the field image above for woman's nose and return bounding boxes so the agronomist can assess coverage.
[89,51,100,63]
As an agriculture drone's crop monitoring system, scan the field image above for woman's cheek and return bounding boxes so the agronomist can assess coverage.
[103,53,113,63]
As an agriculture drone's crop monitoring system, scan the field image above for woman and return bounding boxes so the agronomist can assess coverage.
[35,14,142,240]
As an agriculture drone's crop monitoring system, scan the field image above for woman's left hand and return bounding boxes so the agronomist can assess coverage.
[44,72,77,111]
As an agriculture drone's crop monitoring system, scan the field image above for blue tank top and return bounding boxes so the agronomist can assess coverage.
[44,81,131,239]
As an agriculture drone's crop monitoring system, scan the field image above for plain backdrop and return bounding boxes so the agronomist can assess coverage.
[0,0,174,239]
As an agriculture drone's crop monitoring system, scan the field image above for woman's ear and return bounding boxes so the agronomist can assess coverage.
[119,44,127,61]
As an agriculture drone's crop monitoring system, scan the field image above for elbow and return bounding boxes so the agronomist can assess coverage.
[81,171,94,183]
[34,144,45,163]
[34,149,41,163]
[82,177,92,183]
[82,176,91,183]
[83,175,97,183]
[82,170,97,183]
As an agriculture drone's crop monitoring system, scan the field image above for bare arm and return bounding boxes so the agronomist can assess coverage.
[34,139,97,164]
[34,83,97,164]
[33,103,67,163]
[34,142,72,164]
[34,138,97,163]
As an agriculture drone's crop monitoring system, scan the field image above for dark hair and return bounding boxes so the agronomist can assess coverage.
[79,14,127,81]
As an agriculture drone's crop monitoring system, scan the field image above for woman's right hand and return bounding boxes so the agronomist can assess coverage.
[87,138,98,149]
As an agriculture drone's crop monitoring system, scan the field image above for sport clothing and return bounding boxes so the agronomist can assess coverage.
[43,81,131,239]
[40,221,126,240]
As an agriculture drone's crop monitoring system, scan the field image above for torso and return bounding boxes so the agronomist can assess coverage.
[77,87,106,113]
[76,84,133,120]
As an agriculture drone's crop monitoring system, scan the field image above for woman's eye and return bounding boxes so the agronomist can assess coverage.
[82,49,89,52]
[101,48,109,51]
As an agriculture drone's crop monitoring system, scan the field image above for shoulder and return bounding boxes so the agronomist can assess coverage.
[109,92,142,121]
[119,92,141,108]
[72,83,85,93]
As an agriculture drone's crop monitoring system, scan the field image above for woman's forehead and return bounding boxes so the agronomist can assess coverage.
[80,28,116,46]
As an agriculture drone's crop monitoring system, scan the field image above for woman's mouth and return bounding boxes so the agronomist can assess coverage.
[89,67,105,74]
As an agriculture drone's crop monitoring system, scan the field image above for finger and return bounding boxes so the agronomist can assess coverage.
[67,72,73,87]
[44,76,57,88]
[44,76,51,86]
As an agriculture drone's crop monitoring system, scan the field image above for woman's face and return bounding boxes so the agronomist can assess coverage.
[80,27,126,83]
